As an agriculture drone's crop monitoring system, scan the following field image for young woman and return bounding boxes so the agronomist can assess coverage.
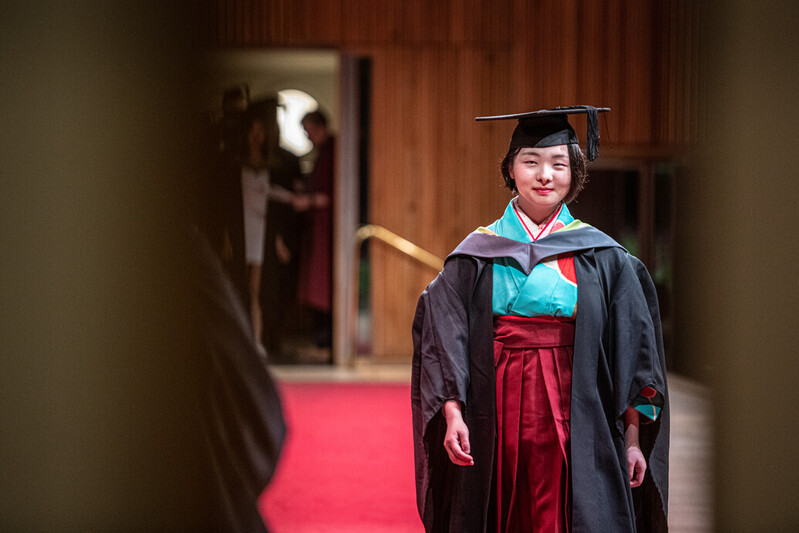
[239,114,271,354]
[411,106,669,532]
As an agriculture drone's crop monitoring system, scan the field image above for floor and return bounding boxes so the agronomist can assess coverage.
[270,364,713,532]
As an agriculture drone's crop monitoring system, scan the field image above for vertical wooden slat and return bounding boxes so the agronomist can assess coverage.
[623,1,655,145]
[579,2,607,109]
[602,0,623,146]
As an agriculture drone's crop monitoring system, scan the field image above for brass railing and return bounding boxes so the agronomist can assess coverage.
[354,225,444,271]
[349,225,444,363]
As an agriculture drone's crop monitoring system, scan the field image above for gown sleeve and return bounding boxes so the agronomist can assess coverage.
[411,255,485,530]
[608,254,668,426]
[412,269,471,427]
[610,253,670,532]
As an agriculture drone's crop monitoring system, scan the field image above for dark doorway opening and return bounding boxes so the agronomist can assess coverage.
[572,163,676,368]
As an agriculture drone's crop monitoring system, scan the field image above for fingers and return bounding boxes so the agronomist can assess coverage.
[444,428,474,466]
[445,440,474,466]
[313,193,330,208]
[442,407,473,466]
[627,447,647,487]
[630,459,647,487]
[291,194,311,211]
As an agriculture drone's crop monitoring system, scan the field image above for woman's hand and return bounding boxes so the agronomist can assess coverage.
[624,406,646,487]
[275,233,291,264]
[312,192,330,209]
[292,193,312,211]
[627,443,647,488]
[443,400,474,466]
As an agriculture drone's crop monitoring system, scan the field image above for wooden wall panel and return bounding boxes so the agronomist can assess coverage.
[621,2,655,145]
[366,44,518,358]
[211,0,696,359]
[600,0,624,145]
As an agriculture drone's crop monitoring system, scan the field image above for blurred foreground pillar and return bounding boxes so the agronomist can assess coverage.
[0,2,217,530]
[674,1,799,529]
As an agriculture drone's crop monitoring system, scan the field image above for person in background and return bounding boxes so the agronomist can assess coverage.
[295,110,335,354]
[217,85,249,155]
[206,87,250,304]
[250,98,304,359]
[411,106,669,532]
[239,112,272,354]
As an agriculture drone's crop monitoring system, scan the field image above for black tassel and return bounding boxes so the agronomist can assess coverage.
[585,106,599,162]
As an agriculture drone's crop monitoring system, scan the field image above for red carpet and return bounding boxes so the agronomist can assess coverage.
[259,382,423,532]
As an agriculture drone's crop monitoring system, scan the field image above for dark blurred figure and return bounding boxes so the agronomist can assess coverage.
[0,2,285,530]
[217,85,249,156]
[295,110,335,353]
[207,127,247,308]
[197,95,290,530]
[250,99,304,359]
[191,228,286,533]
[204,86,250,304]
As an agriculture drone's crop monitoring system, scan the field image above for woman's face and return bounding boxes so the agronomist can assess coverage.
[248,120,266,148]
[509,144,572,221]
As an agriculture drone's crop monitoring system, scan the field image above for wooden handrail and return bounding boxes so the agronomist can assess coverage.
[354,225,444,271]
[348,225,443,364]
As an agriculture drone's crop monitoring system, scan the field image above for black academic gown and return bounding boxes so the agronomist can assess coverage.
[261,148,303,353]
[207,152,248,302]
[411,227,669,533]
[192,230,286,532]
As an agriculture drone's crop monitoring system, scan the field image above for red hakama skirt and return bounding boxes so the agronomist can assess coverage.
[493,315,575,533]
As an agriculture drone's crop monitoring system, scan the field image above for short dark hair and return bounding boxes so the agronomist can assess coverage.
[221,85,249,112]
[301,109,328,129]
[500,143,588,205]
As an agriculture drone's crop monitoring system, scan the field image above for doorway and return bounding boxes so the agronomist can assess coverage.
[206,48,351,364]
[571,161,677,366]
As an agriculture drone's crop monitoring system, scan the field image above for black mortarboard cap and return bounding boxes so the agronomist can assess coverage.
[475,105,610,161]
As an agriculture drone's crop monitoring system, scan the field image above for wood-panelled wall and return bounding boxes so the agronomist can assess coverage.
[212,0,695,359]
